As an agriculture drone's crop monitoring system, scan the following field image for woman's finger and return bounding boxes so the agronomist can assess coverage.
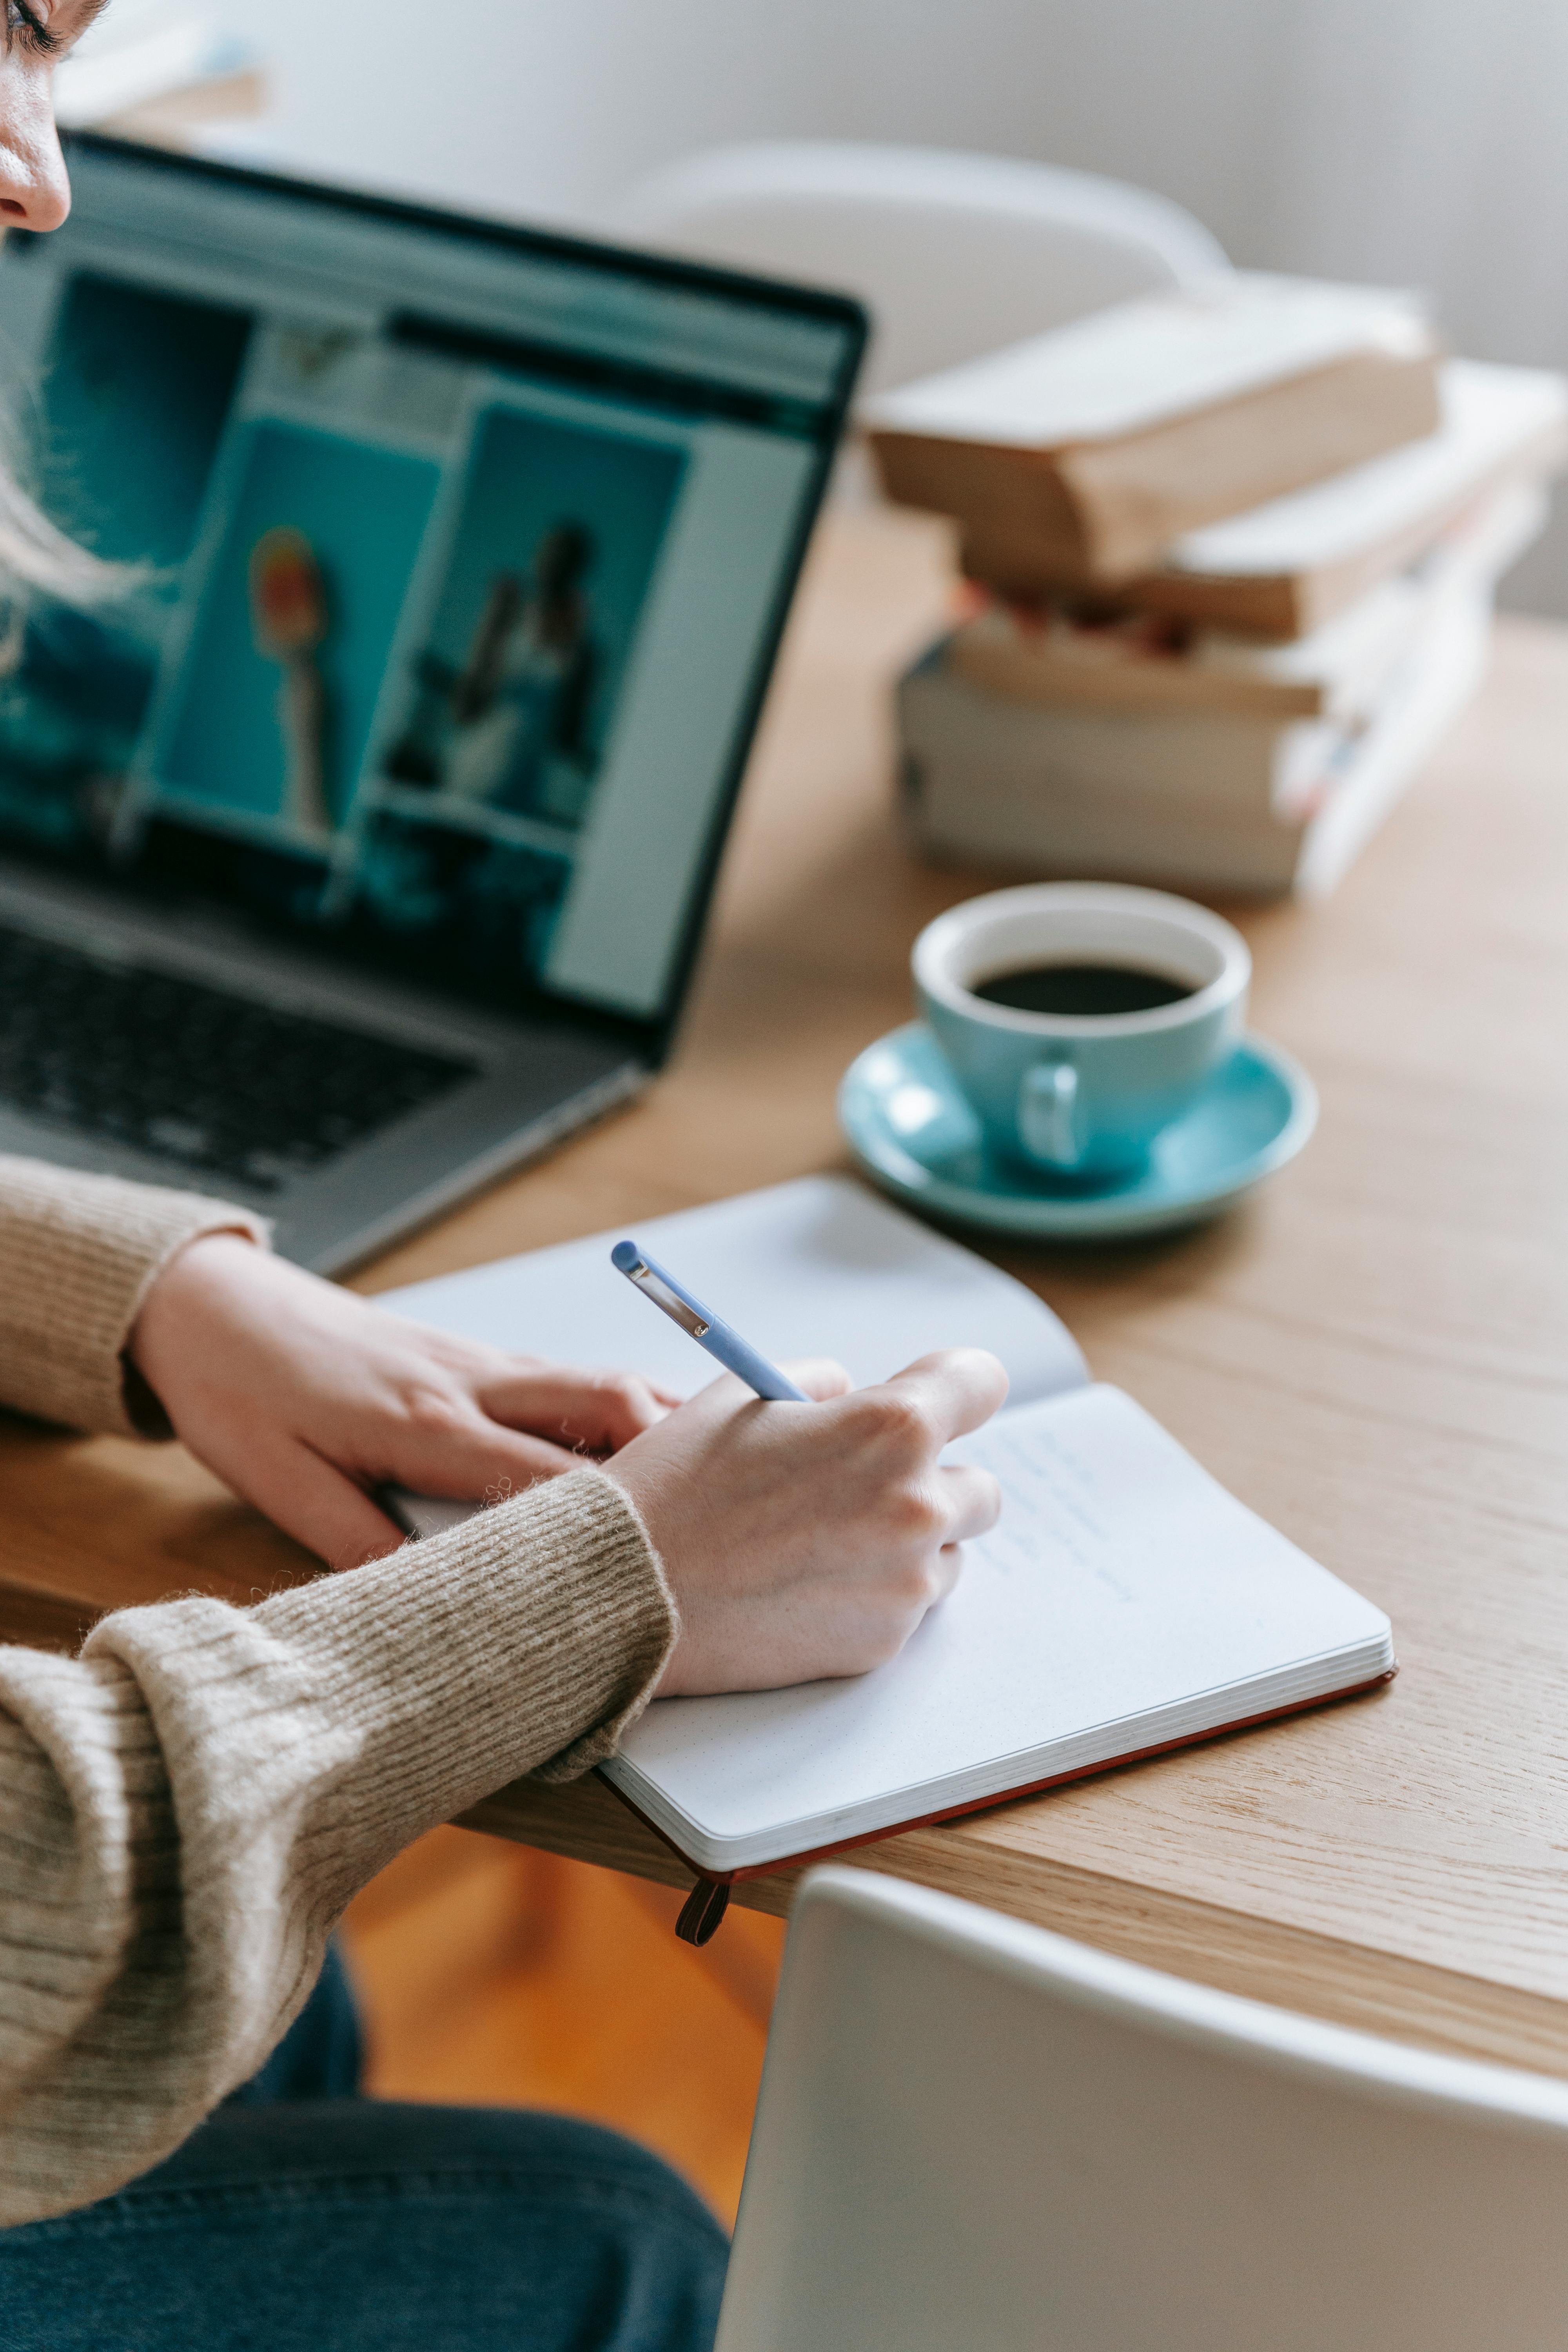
[936,1462,1004,1545]
[776,1357,854,1402]
[928,1542,968,1606]
[475,1365,673,1454]
[878,1348,1010,1443]
[229,1434,407,1571]
[671,1357,853,1426]
[383,1414,592,1500]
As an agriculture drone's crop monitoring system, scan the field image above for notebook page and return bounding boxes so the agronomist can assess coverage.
[375,1174,1086,1405]
[606,1383,1392,1871]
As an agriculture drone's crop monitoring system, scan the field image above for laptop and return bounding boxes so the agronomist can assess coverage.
[0,134,866,1270]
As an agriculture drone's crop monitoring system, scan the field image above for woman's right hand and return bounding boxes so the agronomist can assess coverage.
[603,1350,1008,1696]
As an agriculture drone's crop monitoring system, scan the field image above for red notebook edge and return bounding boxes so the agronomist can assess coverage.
[602,1662,1399,1945]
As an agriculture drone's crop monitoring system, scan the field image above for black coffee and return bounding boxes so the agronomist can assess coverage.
[971,960,1195,1017]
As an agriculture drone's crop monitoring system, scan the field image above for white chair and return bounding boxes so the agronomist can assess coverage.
[612,142,1230,396]
[717,1867,1568,2351]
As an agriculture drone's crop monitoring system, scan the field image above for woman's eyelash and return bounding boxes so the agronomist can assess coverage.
[7,2,61,56]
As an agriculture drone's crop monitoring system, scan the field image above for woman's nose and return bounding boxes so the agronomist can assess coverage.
[0,100,70,232]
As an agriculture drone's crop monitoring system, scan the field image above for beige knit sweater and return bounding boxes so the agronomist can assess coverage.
[0,1155,677,2227]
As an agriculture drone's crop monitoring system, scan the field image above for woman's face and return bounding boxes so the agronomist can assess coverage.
[0,0,109,232]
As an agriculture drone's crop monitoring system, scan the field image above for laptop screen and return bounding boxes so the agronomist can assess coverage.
[0,137,863,1042]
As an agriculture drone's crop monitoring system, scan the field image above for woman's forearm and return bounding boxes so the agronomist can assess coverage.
[0,1469,674,2226]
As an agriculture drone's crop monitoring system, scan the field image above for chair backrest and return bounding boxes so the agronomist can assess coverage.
[612,142,1230,396]
[717,1867,1568,2352]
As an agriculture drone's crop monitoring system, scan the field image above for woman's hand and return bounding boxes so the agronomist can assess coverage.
[604,1348,1008,1695]
[129,1234,674,1569]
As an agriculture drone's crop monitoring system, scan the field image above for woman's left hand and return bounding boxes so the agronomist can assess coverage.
[129,1233,676,1569]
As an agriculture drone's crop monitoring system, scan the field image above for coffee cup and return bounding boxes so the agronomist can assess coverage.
[913,883,1250,1181]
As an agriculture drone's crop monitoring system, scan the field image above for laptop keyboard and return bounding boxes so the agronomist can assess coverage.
[0,923,479,1195]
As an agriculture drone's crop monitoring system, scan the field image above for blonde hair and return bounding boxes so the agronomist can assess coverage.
[0,392,141,615]
[0,468,133,608]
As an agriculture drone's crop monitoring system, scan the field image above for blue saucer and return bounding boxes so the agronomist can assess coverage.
[838,1023,1317,1240]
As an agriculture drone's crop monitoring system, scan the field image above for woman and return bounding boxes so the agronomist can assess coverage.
[0,19,1007,2347]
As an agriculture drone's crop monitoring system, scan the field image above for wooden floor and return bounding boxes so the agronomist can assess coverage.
[341,1827,785,2226]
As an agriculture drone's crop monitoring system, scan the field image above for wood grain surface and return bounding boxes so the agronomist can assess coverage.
[5,507,1566,2077]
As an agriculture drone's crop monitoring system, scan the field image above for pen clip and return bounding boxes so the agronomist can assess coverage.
[624,1257,711,1340]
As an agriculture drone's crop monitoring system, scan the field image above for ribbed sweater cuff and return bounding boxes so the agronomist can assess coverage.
[247,1466,680,1804]
[87,1466,678,1910]
[0,1154,269,1437]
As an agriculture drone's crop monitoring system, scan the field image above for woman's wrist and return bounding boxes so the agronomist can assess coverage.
[130,1228,263,1376]
[126,1229,266,1434]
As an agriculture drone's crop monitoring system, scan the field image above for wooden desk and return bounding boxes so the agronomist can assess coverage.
[5,510,1567,2079]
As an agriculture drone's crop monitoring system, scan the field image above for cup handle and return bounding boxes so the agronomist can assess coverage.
[1018,1060,1081,1168]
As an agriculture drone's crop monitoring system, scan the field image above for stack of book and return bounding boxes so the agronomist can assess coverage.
[865,278,1568,896]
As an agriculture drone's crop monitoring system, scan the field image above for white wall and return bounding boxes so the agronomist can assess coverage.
[208,0,1568,611]
[209,0,1281,234]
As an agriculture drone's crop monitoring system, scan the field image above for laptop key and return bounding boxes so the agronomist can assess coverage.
[0,924,478,1194]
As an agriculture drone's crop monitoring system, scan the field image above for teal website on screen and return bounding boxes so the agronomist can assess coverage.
[0,147,848,1021]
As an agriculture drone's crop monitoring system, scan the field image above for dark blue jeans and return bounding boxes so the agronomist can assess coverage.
[0,1946,728,2352]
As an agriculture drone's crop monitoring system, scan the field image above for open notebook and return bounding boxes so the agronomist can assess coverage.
[379,1178,1394,1917]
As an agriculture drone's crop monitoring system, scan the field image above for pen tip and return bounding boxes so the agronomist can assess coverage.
[610,1240,641,1274]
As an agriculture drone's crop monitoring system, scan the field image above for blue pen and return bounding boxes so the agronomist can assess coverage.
[610,1241,809,1401]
